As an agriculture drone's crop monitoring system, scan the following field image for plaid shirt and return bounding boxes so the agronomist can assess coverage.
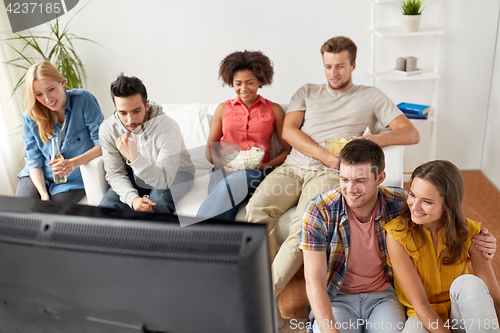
[299,186,408,330]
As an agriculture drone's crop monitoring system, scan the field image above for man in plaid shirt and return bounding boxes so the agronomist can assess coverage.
[299,139,496,333]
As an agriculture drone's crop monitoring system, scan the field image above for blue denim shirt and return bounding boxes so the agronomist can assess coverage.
[18,89,104,196]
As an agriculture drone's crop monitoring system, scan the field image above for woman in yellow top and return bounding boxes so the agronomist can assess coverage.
[385,160,500,333]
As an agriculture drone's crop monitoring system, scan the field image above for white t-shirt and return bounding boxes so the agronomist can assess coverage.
[285,84,402,170]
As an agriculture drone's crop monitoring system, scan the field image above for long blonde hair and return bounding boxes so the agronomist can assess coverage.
[24,61,66,143]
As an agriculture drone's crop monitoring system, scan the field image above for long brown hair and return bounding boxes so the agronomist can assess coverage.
[400,160,469,266]
[24,61,66,143]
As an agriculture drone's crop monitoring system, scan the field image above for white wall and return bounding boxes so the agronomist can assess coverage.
[50,0,375,117]
[1,0,499,179]
[437,0,499,170]
[482,7,500,190]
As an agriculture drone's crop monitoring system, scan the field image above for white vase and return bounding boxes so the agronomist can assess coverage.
[402,14,422,32]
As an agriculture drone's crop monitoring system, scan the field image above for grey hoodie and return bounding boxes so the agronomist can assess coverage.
[99,103,195,208]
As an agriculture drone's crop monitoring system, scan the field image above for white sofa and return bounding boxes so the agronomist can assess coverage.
[80,104,404,244]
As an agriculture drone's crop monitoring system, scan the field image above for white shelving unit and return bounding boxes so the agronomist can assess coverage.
[370,0,444,166]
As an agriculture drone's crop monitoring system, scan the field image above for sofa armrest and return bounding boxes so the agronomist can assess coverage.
[80,156,108,206]
[381,145,405,188]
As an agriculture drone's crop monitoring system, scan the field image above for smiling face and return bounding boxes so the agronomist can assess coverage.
[407,177,445,231]
[323,50,355,93]
[32,78,67,114]
[114,93,150,133]
[339,163,385,214]
[232,69,261,107]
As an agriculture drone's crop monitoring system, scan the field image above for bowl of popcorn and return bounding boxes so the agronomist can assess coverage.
[221,143,266,171]
[325,137,354,157]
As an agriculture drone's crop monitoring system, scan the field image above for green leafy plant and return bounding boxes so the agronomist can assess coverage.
[401,0,423,15]
[2,12,97,96]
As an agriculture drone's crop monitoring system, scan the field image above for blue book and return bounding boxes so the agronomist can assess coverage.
[397,102,430,115]
[403,111,428,120]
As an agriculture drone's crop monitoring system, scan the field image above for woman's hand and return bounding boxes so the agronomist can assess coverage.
[256,163,273,172]
[49,158,76,177]
[221,161,239,174]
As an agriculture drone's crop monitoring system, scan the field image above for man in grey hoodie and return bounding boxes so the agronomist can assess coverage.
[99,74,194,213]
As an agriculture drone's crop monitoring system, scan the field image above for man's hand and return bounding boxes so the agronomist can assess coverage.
[358,133,384,146]
[49,158,76,177]
[318,150,339,170]
[132,196,156,212]
[473,228,497,260]
[116,132,139,162]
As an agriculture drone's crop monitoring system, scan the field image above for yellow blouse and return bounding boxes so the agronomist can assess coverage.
[384,216,481,321]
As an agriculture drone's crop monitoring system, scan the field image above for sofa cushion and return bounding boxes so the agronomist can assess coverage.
[161,103,218,170]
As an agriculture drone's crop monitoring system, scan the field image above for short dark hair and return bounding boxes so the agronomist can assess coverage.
[320,36,357,65]
[218,50,274,87]
[110,73,148,105]
[338,139,385,178]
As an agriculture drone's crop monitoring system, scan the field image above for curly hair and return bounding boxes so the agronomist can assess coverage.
[218,50,274,87]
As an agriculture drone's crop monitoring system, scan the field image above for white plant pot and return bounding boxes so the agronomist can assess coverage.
[402,15,422,32]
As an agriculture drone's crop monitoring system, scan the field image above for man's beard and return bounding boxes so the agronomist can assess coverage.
[129,112,149,134]
[328,76,351,91]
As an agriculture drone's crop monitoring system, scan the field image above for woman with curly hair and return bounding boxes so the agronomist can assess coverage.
[16,61,104,203]
[385,160,500,333]
[196,50,291,221]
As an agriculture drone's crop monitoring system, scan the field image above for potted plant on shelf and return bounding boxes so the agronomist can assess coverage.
[401,0,424,33]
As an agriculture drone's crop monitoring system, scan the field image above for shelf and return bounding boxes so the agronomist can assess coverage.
[374,26,446,37]
[371,1,442,164]
[371,68,441,81]
[408,115,437,123]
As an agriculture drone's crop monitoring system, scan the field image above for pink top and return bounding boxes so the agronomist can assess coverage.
[340,200,391,294]
[220,96,275,163]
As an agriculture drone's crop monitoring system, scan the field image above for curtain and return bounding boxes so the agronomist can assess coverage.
[0,18,25,196]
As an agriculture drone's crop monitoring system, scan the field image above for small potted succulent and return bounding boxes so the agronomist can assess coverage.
[401,0,424,32]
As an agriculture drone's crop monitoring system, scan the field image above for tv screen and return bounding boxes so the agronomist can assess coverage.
[0,196,276,333]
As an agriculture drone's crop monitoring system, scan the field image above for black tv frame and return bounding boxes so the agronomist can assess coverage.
[0,196,277,333]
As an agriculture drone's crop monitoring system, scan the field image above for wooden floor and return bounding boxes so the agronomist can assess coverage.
[279,170,500,319]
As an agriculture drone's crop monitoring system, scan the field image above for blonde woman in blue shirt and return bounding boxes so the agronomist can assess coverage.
[16,61,104,203]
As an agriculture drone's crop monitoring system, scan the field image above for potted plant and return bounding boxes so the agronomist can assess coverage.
[2,7,97,97]
[401,0,424,33]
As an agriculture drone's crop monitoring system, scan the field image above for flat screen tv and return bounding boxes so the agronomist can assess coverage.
[0,195,276,333]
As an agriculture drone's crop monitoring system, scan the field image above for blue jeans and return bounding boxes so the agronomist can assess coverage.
[99,168,193,215]
[16,176,86,203]
[313,287,405,333]
[402,275,499,333]
[196,166,270,221]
